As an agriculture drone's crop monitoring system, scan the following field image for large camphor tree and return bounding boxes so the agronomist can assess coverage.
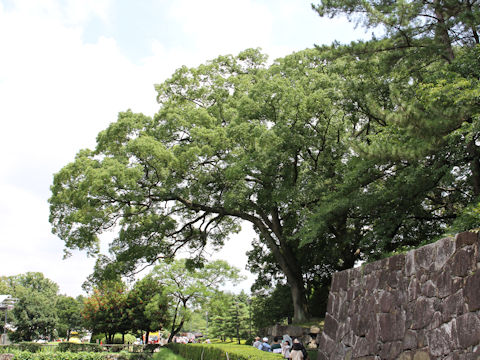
[49,48,356,323]
[50,0,480,323]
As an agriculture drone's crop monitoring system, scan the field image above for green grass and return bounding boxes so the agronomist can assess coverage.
[152,347,186,360]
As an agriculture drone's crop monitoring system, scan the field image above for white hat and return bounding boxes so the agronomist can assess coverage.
[263,337,268,342]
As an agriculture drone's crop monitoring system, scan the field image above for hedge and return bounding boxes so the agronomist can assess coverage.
[0,350,153,360]
[166,343,283,360]
[58,343,103,352]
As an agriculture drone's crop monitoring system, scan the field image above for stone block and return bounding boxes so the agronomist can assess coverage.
[326,293,335,315]
[434,236,455,271]
[412,297,435,330]
[420,280,437,298]
[378,341,403,359]
[316,351,328,360]
[451,248,475,277]
[352,337,372,358]
[413,349,431,360]
[378,313,399,342]
[408,277,421,302]
[0,355,14,360]
[406,250,416,276]
[397,351,413,360]
[331,270,348,293]
[455,312,480,348]
[433,264,453,298]
[426,322,455,357]
[464,270,480,312]
[415,243,437,271]
[318,332,335,355]
[441,290,465,322]
[323,313,338,339]
[377,290,395,313]
[455,231,478,248]
[403,330,417,351]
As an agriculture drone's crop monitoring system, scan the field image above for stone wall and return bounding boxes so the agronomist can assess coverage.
[318,232,480,359]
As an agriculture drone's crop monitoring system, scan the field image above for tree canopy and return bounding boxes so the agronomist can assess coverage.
[50,0,480,323]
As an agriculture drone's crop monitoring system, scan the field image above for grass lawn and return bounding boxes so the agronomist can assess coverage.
[152,347,186,360]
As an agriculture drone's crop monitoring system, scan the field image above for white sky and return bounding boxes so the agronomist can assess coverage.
[0,0,371,297]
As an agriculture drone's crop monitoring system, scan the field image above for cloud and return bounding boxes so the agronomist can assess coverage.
[0,2,156,295]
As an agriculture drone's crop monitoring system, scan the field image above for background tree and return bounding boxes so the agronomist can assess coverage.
[56,295,83,340]
[126,275,168,343]
[310,0,480,255]
[82,280,128,343]
[204,291,231,341]
[7,272,59,342]
[151,259,240,342]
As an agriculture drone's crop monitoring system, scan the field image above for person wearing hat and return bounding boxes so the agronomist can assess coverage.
[261,337,271,352]
[252,336,262,350]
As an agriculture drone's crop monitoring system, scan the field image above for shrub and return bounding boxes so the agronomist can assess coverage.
[166,343,283,360]
[58,342,102,352]
[143,344,160,353]
[1,349,106,359]
[17,342,43,353]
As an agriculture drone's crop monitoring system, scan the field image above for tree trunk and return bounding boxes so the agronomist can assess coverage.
[254,219,310,323]
[167,318,185,343]
[145,330,150,344]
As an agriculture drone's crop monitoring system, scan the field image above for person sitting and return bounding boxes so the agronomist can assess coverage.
[252,336,262,350]
[271,336,282,353]
[261,337,271,352]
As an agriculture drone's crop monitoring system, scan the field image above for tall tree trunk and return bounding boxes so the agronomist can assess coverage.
[468,139,480,196]
[167,300,185,343]
[434,0,455,62]
[254,219,310,323]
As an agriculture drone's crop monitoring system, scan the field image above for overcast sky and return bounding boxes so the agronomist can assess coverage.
[0,0,371,297]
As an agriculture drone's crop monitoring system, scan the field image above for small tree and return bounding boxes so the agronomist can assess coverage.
[126,275,168,343]
[56,295,83,340]
[82,281,128,343]
[151,259,240,342]
[8,273,59,342]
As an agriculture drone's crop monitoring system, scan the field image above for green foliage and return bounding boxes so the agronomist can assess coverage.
[49,0,480,326]
[81,281,128,343]
[151,259,241,342]
[0,350,108,359]
[126,275,169,338]
[7,273,59,342]
[206,292,251,342]
[57,343,102,352]
[143,344,161,353]
[56,295,83,340]
[250,285,293,330]
[17,342,43,353]
[166,343,281,360]
[151,348,185,360]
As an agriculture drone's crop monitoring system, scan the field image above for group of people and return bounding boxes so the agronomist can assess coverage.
[252,336,308,360]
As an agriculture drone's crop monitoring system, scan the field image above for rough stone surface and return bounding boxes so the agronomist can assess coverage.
[0,355,13,360]
[317,232,480,360]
